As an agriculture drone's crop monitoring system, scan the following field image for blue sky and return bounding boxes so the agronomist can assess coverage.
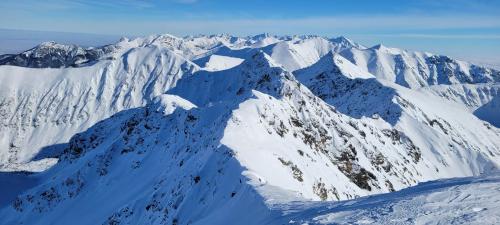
[1,0,500,64]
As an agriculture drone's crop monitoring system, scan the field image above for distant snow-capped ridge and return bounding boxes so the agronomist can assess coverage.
[1,34,498,87]
[0,41,117,68]
[0,33,498,225]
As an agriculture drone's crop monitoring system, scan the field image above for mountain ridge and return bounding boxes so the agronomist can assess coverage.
[0,33,499,225]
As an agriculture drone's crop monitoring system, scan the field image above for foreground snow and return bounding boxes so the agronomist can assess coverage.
[1,167,499,224]
[268,171,500,225]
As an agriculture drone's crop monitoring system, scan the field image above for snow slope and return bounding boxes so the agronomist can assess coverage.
[203,54,244,71]
[0,33,499,224]
[338,45,500,89]
[474,94,500,128]
[270,171,500,225]
[419,84,500,127]
[0,39,199,171]
[0,51,498,224]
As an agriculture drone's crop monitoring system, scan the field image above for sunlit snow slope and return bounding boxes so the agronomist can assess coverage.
[0,33,499,225]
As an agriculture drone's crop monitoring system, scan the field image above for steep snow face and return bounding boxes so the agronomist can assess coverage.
[295,52,401,124]
[295,52,374,81]
[0,45,199,171]
[422,84,500,111]
[330,36,366,50]
[0,93,277,225]
[339,46,500,89]
[261,37,337,72]
[296,52,500,180]
[203,55,244,71]
[150,94,197,115]
[474,94,500,128]
[419,84,500,127]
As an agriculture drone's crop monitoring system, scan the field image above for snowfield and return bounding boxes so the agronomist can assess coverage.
[271,171,500,225]
[0,34,499,225]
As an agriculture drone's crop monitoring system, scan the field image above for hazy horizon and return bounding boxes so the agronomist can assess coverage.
[1,28,499,69]
[1,0,499,66]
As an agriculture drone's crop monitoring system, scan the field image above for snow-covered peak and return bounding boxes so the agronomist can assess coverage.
[260,37,334,71]
[250,33,273,40]
[296,51,374,81]
[150,94,197,115]
[0,41,116,68]
[330,36,365,50]
[123,34,185,50]
[370,44,403,54]
[135,34,183,45]
[168,51,293,107]
[36,41,79,51]
[338,43,500,88]
[203,54,244,71]
[243,50,282,69]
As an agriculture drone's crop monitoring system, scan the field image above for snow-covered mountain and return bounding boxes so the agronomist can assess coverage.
[419,84,500,127]
[0,34,499,224]
[0,37,199,171]
[337,44,500,89]
[0,41,117,68]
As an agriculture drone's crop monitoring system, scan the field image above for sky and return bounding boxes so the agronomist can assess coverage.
[0,0,500,65]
